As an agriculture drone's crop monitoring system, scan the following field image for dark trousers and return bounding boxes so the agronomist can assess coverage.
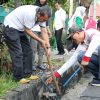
[3,26,33,80]
[77,46,100,80]
[55,28,64,54]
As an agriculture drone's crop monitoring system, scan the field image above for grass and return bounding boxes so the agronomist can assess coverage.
[0,73,18,97]
[51,59,65,67]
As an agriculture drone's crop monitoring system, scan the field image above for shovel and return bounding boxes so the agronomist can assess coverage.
[44,47,61,95]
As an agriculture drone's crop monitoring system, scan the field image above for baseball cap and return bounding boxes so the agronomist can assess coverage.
[67,27,83,39]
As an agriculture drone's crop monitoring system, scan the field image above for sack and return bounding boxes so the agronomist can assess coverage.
[86,18,97,30]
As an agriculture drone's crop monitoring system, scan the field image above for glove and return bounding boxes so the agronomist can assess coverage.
[81,60,89,66]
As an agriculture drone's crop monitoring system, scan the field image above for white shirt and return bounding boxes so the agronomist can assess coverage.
[54,8,66,30]
[31,24,41,32]
[56,29,100,76]
[4,5,46,31]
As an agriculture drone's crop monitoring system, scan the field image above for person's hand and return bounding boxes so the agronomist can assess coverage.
[81,60,89,66]
[46,76,53,84]
[40,40,47,48]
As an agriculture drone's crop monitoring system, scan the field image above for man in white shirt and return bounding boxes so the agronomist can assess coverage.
[47,27,100,87]
[54,1,66,55]
[3,5,51,81]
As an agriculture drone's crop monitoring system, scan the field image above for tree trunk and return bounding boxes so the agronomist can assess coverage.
[69,0,73,18]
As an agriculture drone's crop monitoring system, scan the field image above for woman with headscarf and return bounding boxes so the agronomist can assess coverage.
[68,6,86,29]
[66,6,86,52]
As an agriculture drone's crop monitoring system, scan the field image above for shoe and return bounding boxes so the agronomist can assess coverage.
[59,52,65,55]
[89,78,100,86]
[32,66,37,71]
[64,49,69,55]
[56,52,60,55]
[19,78,30,84]
[29,75,39,80]
[56,52,65,55]
[37,65,46,70]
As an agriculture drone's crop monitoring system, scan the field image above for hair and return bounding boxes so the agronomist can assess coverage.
[38,5,51,17]
[55,0,61,5]
[34,0,47,7]
[68,27,83,39]
[97,20,100,28]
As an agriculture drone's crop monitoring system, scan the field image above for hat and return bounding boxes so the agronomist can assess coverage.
[67,27,83,39]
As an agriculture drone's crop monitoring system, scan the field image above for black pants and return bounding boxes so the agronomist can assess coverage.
[77,46,100,80]
[55,28,64,54]
[3,26,33,80]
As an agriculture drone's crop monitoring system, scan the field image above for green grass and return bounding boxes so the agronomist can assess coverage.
[0,73,18,97]
[51,59,65,68]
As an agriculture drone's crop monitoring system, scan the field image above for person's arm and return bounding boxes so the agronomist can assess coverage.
[46,44,86,84]
[40,27,51,56]
[40,27,50,47]
[54,44,86,78]
[46,26,52,38]
[25,28,46,48]
[82,35,100,65]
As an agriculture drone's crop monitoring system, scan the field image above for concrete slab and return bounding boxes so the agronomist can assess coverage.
[80,85,100,99]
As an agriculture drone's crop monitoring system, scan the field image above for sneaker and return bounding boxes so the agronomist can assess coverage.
[19,78,30,84]
[64,49,69,55]
[32,66,37,71]
[56,52,65,55]
[37,65,46,70]
[89,78,100,86]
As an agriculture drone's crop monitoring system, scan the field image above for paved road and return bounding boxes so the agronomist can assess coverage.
[61,72,100,100]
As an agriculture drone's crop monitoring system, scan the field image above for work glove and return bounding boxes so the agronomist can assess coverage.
[81,60,89,66]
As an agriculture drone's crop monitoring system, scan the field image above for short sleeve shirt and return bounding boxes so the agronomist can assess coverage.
[54,8,66,30]
[4,5,46,31]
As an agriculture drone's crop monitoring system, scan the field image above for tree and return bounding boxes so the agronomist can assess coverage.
[14,0,21,8]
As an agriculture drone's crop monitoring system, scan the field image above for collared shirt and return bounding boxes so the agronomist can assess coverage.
[4,5,46,31]
[54,8,66,30]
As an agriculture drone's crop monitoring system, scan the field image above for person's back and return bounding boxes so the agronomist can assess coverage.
[4,5,38,31]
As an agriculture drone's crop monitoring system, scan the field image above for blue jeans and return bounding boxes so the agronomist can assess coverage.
[77,46,100,80]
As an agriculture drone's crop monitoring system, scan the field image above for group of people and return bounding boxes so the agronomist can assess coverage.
[47,6,100,87]
[3,0,100,87]
[3,0,67,82]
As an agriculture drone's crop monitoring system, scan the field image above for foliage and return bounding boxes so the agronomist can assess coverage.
[2,0,15,8]
[0,73,18,97]
[21,0,35,5]
[0,44,12,74]
[48,0,69,13]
